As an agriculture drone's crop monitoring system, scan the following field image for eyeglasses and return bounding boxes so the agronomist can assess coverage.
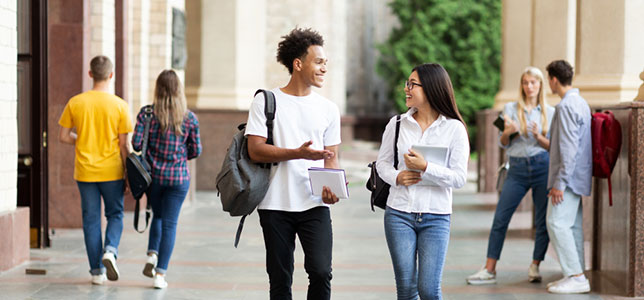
[405,80,422,91]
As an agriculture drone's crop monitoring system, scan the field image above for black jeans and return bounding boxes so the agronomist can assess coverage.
[258,206,333,300]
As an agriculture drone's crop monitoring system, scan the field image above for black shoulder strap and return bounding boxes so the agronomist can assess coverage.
[141,105,154,160]
[393,115,401,169]
[135,105,154,234]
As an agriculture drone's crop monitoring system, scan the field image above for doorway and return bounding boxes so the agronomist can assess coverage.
[17,0,48,248]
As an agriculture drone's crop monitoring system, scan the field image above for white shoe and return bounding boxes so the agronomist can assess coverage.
[91,273,107,285]
[528,263,541,283]
[143,253,158,278]
[466,267,497,285]
[547,276,591,294]
[101,252,120,281]
[153,274,168,289]
[547,276,567,288]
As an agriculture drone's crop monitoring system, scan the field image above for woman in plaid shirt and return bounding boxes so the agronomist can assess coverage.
[131,69,202,289]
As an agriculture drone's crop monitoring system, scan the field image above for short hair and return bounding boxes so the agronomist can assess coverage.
[90,55,113,81]
[276,28,324,74]
[546,60,573,86]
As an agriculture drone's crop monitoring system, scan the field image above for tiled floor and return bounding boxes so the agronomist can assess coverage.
[0,142,635,299]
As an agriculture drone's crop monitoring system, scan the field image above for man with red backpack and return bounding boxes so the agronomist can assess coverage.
[544,60,593,294]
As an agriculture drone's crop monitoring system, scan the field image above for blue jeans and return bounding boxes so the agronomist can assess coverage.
[77,180,124,275]
[384,207,451,300]
[146,181,190,274]
[487,151,550,261]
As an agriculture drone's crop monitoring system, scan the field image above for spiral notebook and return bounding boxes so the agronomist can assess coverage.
[308,167,349,199]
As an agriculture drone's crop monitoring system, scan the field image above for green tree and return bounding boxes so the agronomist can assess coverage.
[377,0,501,136]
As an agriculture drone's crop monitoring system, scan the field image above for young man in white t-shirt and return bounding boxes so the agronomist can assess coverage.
[246,28,342,300]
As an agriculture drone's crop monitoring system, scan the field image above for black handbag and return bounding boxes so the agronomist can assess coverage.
[366,115,401,211]
[126,105,153,233]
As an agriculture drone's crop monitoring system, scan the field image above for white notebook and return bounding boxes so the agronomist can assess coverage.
[308,167,350,199]
[411,145,449,168]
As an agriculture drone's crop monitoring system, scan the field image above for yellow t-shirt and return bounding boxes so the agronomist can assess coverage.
[58,90,133,182]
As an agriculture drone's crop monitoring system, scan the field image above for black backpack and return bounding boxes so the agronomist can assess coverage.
[216,89,276,247]
[126,105,153,233]
[366,115,400,211]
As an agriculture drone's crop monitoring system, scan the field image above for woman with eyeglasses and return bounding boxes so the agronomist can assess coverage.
[466,67,554,285]
[376,63,469,299]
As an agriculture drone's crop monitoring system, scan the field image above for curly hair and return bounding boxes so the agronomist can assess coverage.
[546,60,574,86]
[276,28,324,74]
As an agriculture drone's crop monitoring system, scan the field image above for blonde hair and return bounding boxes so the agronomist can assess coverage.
[517,67,548,136]
[153,70,187,136]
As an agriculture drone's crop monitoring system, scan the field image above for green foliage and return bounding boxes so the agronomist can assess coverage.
[377,0,501,129]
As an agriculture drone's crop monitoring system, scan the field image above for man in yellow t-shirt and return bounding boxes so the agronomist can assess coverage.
[58,55,133,285]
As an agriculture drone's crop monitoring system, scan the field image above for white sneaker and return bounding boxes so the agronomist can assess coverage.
[528,263,541,283]
[466,268,497,285]
[91,273,107,285]
[547,276,567,288]
[153,274,168,289]
[101,252,120,281]
[143,253,158,278]
[547,276,591,294]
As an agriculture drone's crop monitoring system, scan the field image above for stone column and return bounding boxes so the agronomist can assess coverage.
[185,0,267,110]
[494,0,533,109]
[128,0,151,110]
[89,0,116,93]
[495,0,577,108]
[0,0,17,214]
[574,0,644,106]
[636,70,644,101]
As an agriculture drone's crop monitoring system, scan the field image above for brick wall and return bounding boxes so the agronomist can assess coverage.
[0,0,17,214]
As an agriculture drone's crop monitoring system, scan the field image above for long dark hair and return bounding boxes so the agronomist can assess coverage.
[412,63,465,125]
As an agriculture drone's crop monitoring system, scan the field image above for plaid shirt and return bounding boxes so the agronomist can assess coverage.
[132,106,202,186]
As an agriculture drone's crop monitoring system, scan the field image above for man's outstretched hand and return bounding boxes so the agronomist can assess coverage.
[298,141,334,160]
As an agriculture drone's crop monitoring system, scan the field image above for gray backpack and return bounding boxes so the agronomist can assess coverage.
[216,89,276,247]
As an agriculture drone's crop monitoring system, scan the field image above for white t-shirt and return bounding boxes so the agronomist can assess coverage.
[245,88,341,212]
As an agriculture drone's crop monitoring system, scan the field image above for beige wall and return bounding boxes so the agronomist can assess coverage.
[574,0,644,105]
[128,0,184,111]
[0,0,17,213]
[186,0,347,113]
[496,0,644,109]
[89,0,116,93]
[265,0,346,112]
[128,0,151,110]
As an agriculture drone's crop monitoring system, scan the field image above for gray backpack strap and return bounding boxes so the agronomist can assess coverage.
[233,90,276,248]
[254,89,276,146]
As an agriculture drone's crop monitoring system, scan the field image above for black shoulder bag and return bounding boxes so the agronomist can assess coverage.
[366,115,401,211]
[126,105,154,233]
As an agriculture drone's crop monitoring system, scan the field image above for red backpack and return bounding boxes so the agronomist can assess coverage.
[591,110,622,206]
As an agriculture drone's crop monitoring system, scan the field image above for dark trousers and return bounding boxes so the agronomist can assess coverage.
[258,206,333,300]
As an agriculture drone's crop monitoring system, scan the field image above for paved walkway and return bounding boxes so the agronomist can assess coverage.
[0,142,632,299]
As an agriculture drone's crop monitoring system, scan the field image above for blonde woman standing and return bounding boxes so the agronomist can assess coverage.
[467,67,554,285]
[131,69,202,289]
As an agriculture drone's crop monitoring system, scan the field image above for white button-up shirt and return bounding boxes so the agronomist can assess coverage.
[376,108,470,214]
